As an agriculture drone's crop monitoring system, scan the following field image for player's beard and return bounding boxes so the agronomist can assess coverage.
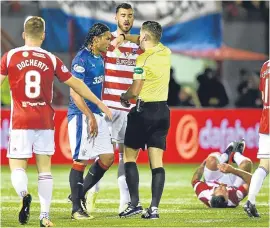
[118,22,132,34]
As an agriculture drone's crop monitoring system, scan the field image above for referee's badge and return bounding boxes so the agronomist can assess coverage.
[133,67,145,80]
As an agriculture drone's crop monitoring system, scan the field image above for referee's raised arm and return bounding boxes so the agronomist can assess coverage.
[119,21,171,219]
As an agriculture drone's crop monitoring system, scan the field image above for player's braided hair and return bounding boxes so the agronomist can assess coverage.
[81,23,110,53]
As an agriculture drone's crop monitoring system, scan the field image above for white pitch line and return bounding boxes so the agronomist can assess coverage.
[1,197,269,207]
[0,198,198,205]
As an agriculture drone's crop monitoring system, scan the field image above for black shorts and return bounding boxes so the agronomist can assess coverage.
[124,101,170,150]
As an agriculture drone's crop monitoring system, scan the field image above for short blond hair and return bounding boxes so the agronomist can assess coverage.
[24,16,45,39]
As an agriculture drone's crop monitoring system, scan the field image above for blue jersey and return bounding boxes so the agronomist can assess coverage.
[68,48,104,120]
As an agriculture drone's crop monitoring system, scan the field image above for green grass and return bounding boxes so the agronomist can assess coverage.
[1,164,269,227]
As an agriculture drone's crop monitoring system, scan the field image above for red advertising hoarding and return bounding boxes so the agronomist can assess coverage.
[1,109,260,165]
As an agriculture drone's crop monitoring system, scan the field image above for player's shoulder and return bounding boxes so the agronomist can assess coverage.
[262,60,270,67]
[6,46,56,65]
[73,48,93,63]
[260,60,270,78]
[72,49,95,73]
[261,60,270,71]
[5,46,28,60]
[192,180,208,189]
[136,51,150,65]
[156,43,171,56]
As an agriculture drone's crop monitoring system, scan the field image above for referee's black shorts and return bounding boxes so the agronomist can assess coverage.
[124,101,170,151]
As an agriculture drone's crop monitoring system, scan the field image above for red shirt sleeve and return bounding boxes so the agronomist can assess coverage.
[55,56,72,82]
[1,52,8,75]
[259,61,269,91]
[192,180,211,207]
[192,180,210,196]
[237,185,248,198]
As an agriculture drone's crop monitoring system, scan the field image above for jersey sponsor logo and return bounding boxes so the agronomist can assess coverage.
[61,65,69,73]
[73,64,85,73]
[22,51,29,57]
[116,58,136,66]
[22,101,46,107]
[32,52,46,59]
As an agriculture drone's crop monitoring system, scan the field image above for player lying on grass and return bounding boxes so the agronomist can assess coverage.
[192,139,253,208]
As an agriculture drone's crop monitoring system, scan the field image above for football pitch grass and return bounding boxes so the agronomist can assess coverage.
[1,164,269,227]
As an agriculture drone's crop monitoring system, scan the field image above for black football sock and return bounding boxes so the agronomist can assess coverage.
[124,162,139,206]
[83,160,108,196]
[150,167,165,208]
[69,164,85,213]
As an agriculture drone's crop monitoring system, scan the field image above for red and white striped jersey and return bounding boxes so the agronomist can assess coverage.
[192,180,247,207]
[0,46,72,129]
[103,31,143,111]
[259,60,270,134]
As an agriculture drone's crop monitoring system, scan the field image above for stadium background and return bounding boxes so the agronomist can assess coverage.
[1,1,269,227]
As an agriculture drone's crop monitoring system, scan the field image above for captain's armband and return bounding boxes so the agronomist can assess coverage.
[133,67,145,80]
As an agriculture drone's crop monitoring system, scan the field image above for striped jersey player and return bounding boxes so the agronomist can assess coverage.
[87,3,143,214]
[193,180,247,207]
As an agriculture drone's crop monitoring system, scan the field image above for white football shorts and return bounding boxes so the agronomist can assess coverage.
[7,129,55,158]
[203,166,237,186]
[106,109,128,144]
[257,133,270,159]
[68,113,114,161]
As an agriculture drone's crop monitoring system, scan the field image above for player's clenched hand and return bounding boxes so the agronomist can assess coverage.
[120,93,131,108]
[111,35,124,48]
[88,114,98,138]
[97,101,112,120]
[218,163,234,173]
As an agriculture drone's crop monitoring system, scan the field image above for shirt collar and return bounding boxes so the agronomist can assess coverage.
[84,47,100,58]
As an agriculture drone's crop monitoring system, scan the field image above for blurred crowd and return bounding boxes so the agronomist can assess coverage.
[1,66,263,109]
[168,67,262,109]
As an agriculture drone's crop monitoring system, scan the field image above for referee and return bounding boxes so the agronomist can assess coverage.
[119,21,171,219]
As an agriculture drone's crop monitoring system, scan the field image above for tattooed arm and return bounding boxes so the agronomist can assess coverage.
[191,160,206,185]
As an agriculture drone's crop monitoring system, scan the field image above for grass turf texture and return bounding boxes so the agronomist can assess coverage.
[1,164,269,227]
